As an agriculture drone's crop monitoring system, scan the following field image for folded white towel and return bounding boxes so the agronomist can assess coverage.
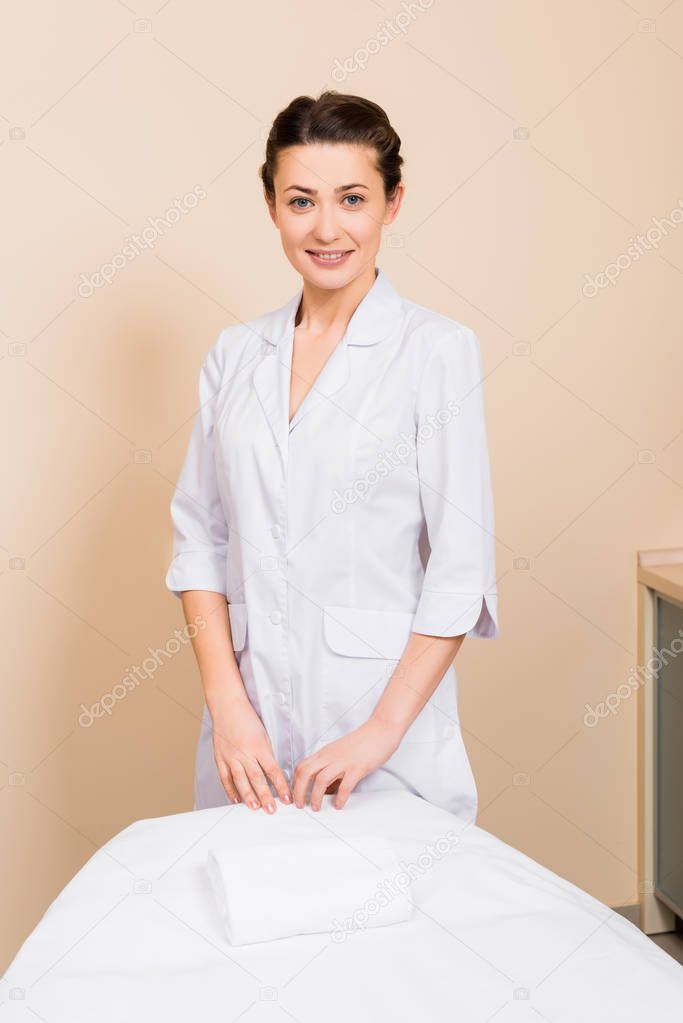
[206,830,412,945]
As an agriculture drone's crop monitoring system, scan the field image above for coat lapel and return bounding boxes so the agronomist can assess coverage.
[252,289,301,472]
[288,337,351,433]
[253,266,405,466]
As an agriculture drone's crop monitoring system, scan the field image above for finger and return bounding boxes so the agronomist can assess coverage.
[229,760,261,810]
[310,766,340,812]
[247,760,276,814]
[263,760,292,806]
[216,758,241,805]
[292,758,316,808]
[334,773,358,810]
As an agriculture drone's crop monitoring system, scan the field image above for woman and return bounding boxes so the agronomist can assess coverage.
[165,91,498,822]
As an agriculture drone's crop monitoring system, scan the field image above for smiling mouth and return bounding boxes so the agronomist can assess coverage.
[306,249,353,260]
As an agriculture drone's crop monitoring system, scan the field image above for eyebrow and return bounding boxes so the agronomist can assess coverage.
[283,183,370,195]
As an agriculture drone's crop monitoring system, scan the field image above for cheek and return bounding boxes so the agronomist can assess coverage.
[278,211,308,244]
[280,231,310,268]
[350,210,383,247]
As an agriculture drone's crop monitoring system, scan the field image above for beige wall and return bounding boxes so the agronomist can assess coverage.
[3,0,683,970]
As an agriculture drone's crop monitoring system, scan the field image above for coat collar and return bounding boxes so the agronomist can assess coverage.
[260,265,405,349]
[251,266,404,472]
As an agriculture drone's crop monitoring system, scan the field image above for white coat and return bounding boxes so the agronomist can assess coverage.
[165,266,499,822]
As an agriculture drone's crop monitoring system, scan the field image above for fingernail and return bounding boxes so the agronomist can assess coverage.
[250,800,259,809]
[283,794,291,803]
[233,797,239,804]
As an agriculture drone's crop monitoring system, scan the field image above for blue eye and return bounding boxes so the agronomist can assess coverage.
[288,194,366,209]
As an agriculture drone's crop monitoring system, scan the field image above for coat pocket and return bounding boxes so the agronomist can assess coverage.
[323,605,416,659]
[227,602,248,652]
[322,605,437,744]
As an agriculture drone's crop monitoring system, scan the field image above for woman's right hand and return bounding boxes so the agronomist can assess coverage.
[209,694,292,813]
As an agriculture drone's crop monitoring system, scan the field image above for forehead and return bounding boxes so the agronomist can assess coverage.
[274,142,380,189]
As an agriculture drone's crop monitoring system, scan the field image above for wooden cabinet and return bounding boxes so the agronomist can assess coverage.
[638,549,683,933]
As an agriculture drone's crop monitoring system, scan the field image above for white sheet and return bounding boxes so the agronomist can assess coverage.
[206,832,412,945]
[3,790,682,1021]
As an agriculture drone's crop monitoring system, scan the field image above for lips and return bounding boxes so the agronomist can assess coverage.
[305,249,354,263]
[306,249,351,253]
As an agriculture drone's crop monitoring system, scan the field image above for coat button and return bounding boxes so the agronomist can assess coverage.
[270,524,282,539]
[269,610,283,625]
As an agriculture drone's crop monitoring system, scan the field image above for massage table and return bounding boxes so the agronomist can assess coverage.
[3,790,682,1020]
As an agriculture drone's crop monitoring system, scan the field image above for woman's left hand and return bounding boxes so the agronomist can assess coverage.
[291,715,405,811]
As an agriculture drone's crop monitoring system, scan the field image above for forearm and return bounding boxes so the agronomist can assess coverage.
[371,631,465,737]
[179,590,249,716]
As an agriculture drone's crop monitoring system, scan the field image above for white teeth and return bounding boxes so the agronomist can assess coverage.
[310,251,348,260]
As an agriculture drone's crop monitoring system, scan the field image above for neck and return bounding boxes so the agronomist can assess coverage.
[295,263,377,335]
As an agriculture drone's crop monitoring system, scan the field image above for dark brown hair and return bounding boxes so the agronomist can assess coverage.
[260,91,403,204]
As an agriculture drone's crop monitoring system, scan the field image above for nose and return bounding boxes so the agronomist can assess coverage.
[311,202,342,245]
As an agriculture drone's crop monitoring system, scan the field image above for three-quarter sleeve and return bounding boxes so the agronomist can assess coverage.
[411,326,499,639]
[164,345,229,599]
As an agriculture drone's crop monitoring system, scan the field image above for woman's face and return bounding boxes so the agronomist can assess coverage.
[266,142,404,288]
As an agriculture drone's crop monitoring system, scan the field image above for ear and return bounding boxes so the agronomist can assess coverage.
[264,190,279,227]
[383,181,405,226]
